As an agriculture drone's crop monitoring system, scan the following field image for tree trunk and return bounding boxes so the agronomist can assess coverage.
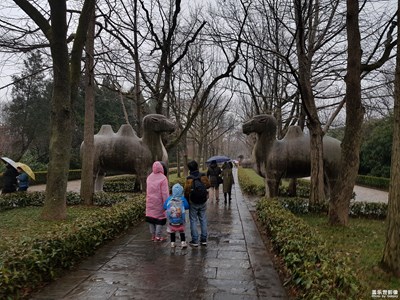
[133,0,142,135]
[381,6,400,276]
[294,0,325,207]
[308,122,325,207]
[40,1,71,220]
[328,0,363,226]
[40,0,96,220]
[80,8,95,205]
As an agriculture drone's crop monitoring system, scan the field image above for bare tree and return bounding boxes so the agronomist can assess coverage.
[81,6,96,205]
[235,0,396,211]
[166,0,251,155]
[381,1,400,276]
[95,0,206,126]
[328,2,397,226]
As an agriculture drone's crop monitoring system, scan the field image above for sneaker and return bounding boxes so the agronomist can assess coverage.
[155,237,167,242]
[151,235,156,241]
[171,242,176,248]
[200,240,207,246]
[181,241,187,248]
[189,240,199,247]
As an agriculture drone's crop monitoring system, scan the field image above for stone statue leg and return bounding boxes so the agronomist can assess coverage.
[287,178,297,196]
[265,177,279,198]
[137,175,146,193]
[324,173,334,201]
[94,171,105,192]
[133,176,141,192]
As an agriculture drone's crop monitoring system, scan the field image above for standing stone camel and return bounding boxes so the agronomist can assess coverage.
[82,114,175,192]
[242,114,341,198]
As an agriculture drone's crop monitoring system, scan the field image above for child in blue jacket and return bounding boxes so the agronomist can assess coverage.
[163,183,189,248]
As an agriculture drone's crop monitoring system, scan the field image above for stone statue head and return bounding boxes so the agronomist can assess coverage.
[242,114,278,136]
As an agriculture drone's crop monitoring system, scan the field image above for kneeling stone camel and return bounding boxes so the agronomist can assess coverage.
[242,114,341,198]
[82,114,175,192]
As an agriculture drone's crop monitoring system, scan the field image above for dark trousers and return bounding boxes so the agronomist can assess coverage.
[170,232,186,242]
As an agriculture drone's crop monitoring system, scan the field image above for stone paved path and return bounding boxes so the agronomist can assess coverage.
[30,169,288,300]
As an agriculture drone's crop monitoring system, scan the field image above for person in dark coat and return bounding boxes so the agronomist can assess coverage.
[207,160,222,201]
[2,163,18,194]
[222,161,234,203]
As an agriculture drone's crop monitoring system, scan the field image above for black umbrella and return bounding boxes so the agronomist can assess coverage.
[206,155,231,164]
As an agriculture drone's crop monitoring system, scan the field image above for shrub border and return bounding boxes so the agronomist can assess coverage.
[256,198,359,299]
[0,195,145,299]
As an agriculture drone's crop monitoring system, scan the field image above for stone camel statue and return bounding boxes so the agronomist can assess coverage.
[242,114,341,198]
[81,114,175,192]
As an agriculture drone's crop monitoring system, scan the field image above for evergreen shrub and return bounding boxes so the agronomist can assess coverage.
[256,198,359,299]
[0,195,145,299]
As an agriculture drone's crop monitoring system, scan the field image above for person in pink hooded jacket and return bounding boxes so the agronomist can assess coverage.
[145,161,170,242]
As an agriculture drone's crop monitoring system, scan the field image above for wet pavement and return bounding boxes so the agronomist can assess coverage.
[352,185,388,203]
[30,170,288,300]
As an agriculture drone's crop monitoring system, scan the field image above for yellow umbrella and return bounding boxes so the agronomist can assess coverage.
[16,162,35,180]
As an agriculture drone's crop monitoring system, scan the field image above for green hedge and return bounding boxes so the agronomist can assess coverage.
[0,176,136,212]
[0,195,146,299]
[278,197,387,220]
[356,175,389,191]
[237,168,265,196]
[0,191,81,212]
[256,198,359,299]
[238,169,388,219]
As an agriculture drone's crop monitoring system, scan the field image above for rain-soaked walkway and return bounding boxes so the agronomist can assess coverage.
[30,169,288,300]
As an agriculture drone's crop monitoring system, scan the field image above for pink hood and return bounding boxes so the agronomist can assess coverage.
[145,161,169,219]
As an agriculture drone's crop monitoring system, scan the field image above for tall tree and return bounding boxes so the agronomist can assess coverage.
[3,0,96,219]
[293,0,327,206]
[328,0,363,226]
[80,7,96,205]
[328,1,397,226]
[4,51,51,160]
[381,2,400,277]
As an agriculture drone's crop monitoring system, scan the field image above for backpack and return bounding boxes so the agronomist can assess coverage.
[167,197,185,225]
[190,176,208,204]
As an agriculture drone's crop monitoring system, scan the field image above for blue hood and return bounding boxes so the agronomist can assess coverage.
[171,183,184,198]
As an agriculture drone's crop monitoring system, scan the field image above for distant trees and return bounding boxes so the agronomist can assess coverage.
[3,51,51,164]
[359,116,393,178]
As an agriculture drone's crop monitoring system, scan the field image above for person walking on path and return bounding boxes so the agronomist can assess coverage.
[164,183,189,248]
[1,163,18,194]
[207,160,222,201]
[184,160,210,247]
[16,167,30,192]
[145,161,169,242]
[221,161,234,203]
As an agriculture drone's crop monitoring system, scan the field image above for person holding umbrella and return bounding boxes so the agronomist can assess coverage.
[207,160,222,201]
[16,166,30,192]
[1,163,18,194]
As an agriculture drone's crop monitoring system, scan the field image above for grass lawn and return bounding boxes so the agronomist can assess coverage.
[300,214,400,298]
[0,205,102,253]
